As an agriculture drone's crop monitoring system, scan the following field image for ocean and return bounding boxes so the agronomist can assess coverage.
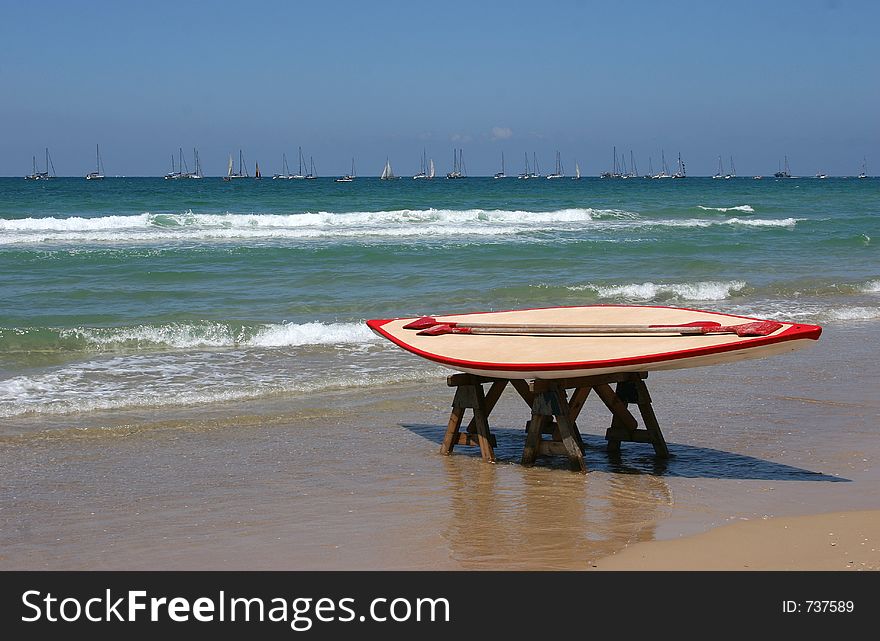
[1,176,878,434]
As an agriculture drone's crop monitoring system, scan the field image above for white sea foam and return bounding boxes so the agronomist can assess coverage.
[861,280,880,293]
[697,205,755,213]
[709,301,880,325]
[60,321,378,350]
[248,321,376,347]
[825,306,880,321]
[0,208,799,245]
[569,280,748,301]
[724,217,797,227]
[652,217,799,229]
[0,349,441,419]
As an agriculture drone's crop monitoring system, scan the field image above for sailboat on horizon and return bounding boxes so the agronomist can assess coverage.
[494,152,506,179]
[629,150,638,178]
[336,158,357,182]
[165,148,194,180]
[25,148,55,180]
[672,152,686,179]
[652,150,671,178]
[289,147,307,179]
[305,156,317,179]
[186,148,203,179]
[713,155,725,179]
[546,150,564,179]
[600,146,623,179]
[858,157,867,179]
[223,150,249,181]
[518,152,531,179]
[446,148,466,179]
[413,149,429,179]
[164,152,180,180]
[572,160,581,180]
[380,157,396,180]
[85,144,105,180]
[774,155,792,178]
[274,153,291,179]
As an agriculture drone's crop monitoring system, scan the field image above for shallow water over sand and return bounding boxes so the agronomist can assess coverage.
[1,323,877,570]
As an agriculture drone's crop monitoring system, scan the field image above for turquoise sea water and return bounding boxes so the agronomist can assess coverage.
[1,176,878,428]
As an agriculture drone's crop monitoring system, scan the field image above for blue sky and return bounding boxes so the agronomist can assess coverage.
[1,0,877,176]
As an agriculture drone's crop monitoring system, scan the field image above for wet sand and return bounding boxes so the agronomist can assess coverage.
[1,323,878,570]
[591,510,880,570]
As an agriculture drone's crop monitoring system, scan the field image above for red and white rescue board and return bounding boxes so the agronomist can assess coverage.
[366,306,822,379]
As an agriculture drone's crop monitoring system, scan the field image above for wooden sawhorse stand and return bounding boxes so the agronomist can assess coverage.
[440,371,669,473]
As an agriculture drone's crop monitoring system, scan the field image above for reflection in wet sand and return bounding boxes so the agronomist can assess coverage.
[440,453,672,569]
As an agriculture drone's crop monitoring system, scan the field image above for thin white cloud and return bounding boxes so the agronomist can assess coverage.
[451,133,473,143]
[491,126,513,141]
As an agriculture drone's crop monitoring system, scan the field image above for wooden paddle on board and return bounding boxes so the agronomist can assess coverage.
[404,316,721,331]
[410,318,783,337]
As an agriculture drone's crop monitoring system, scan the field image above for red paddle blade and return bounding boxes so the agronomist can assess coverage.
[416,324,471,336]
[403,316,439,330]
[712,321,783,337]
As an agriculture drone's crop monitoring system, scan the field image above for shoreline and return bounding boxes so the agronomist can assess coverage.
[589,509,880,570]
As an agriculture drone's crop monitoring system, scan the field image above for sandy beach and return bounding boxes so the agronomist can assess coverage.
[591,509,880,570]
[0,322,877,570]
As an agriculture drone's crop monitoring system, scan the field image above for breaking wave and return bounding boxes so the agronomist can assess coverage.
[697,205,755,213]
[0,208,800,245]
[0,352,440,419]
[567,280,748,301]
[0,321,378,353]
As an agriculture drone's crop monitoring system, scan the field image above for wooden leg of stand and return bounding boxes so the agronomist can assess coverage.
[441,405,465,456]
[522,412,546,466]
[552,387,587,473]
[602,382,631,454]
[470,383,496,463]
[635,379,669,458]
[566,386,591,451]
